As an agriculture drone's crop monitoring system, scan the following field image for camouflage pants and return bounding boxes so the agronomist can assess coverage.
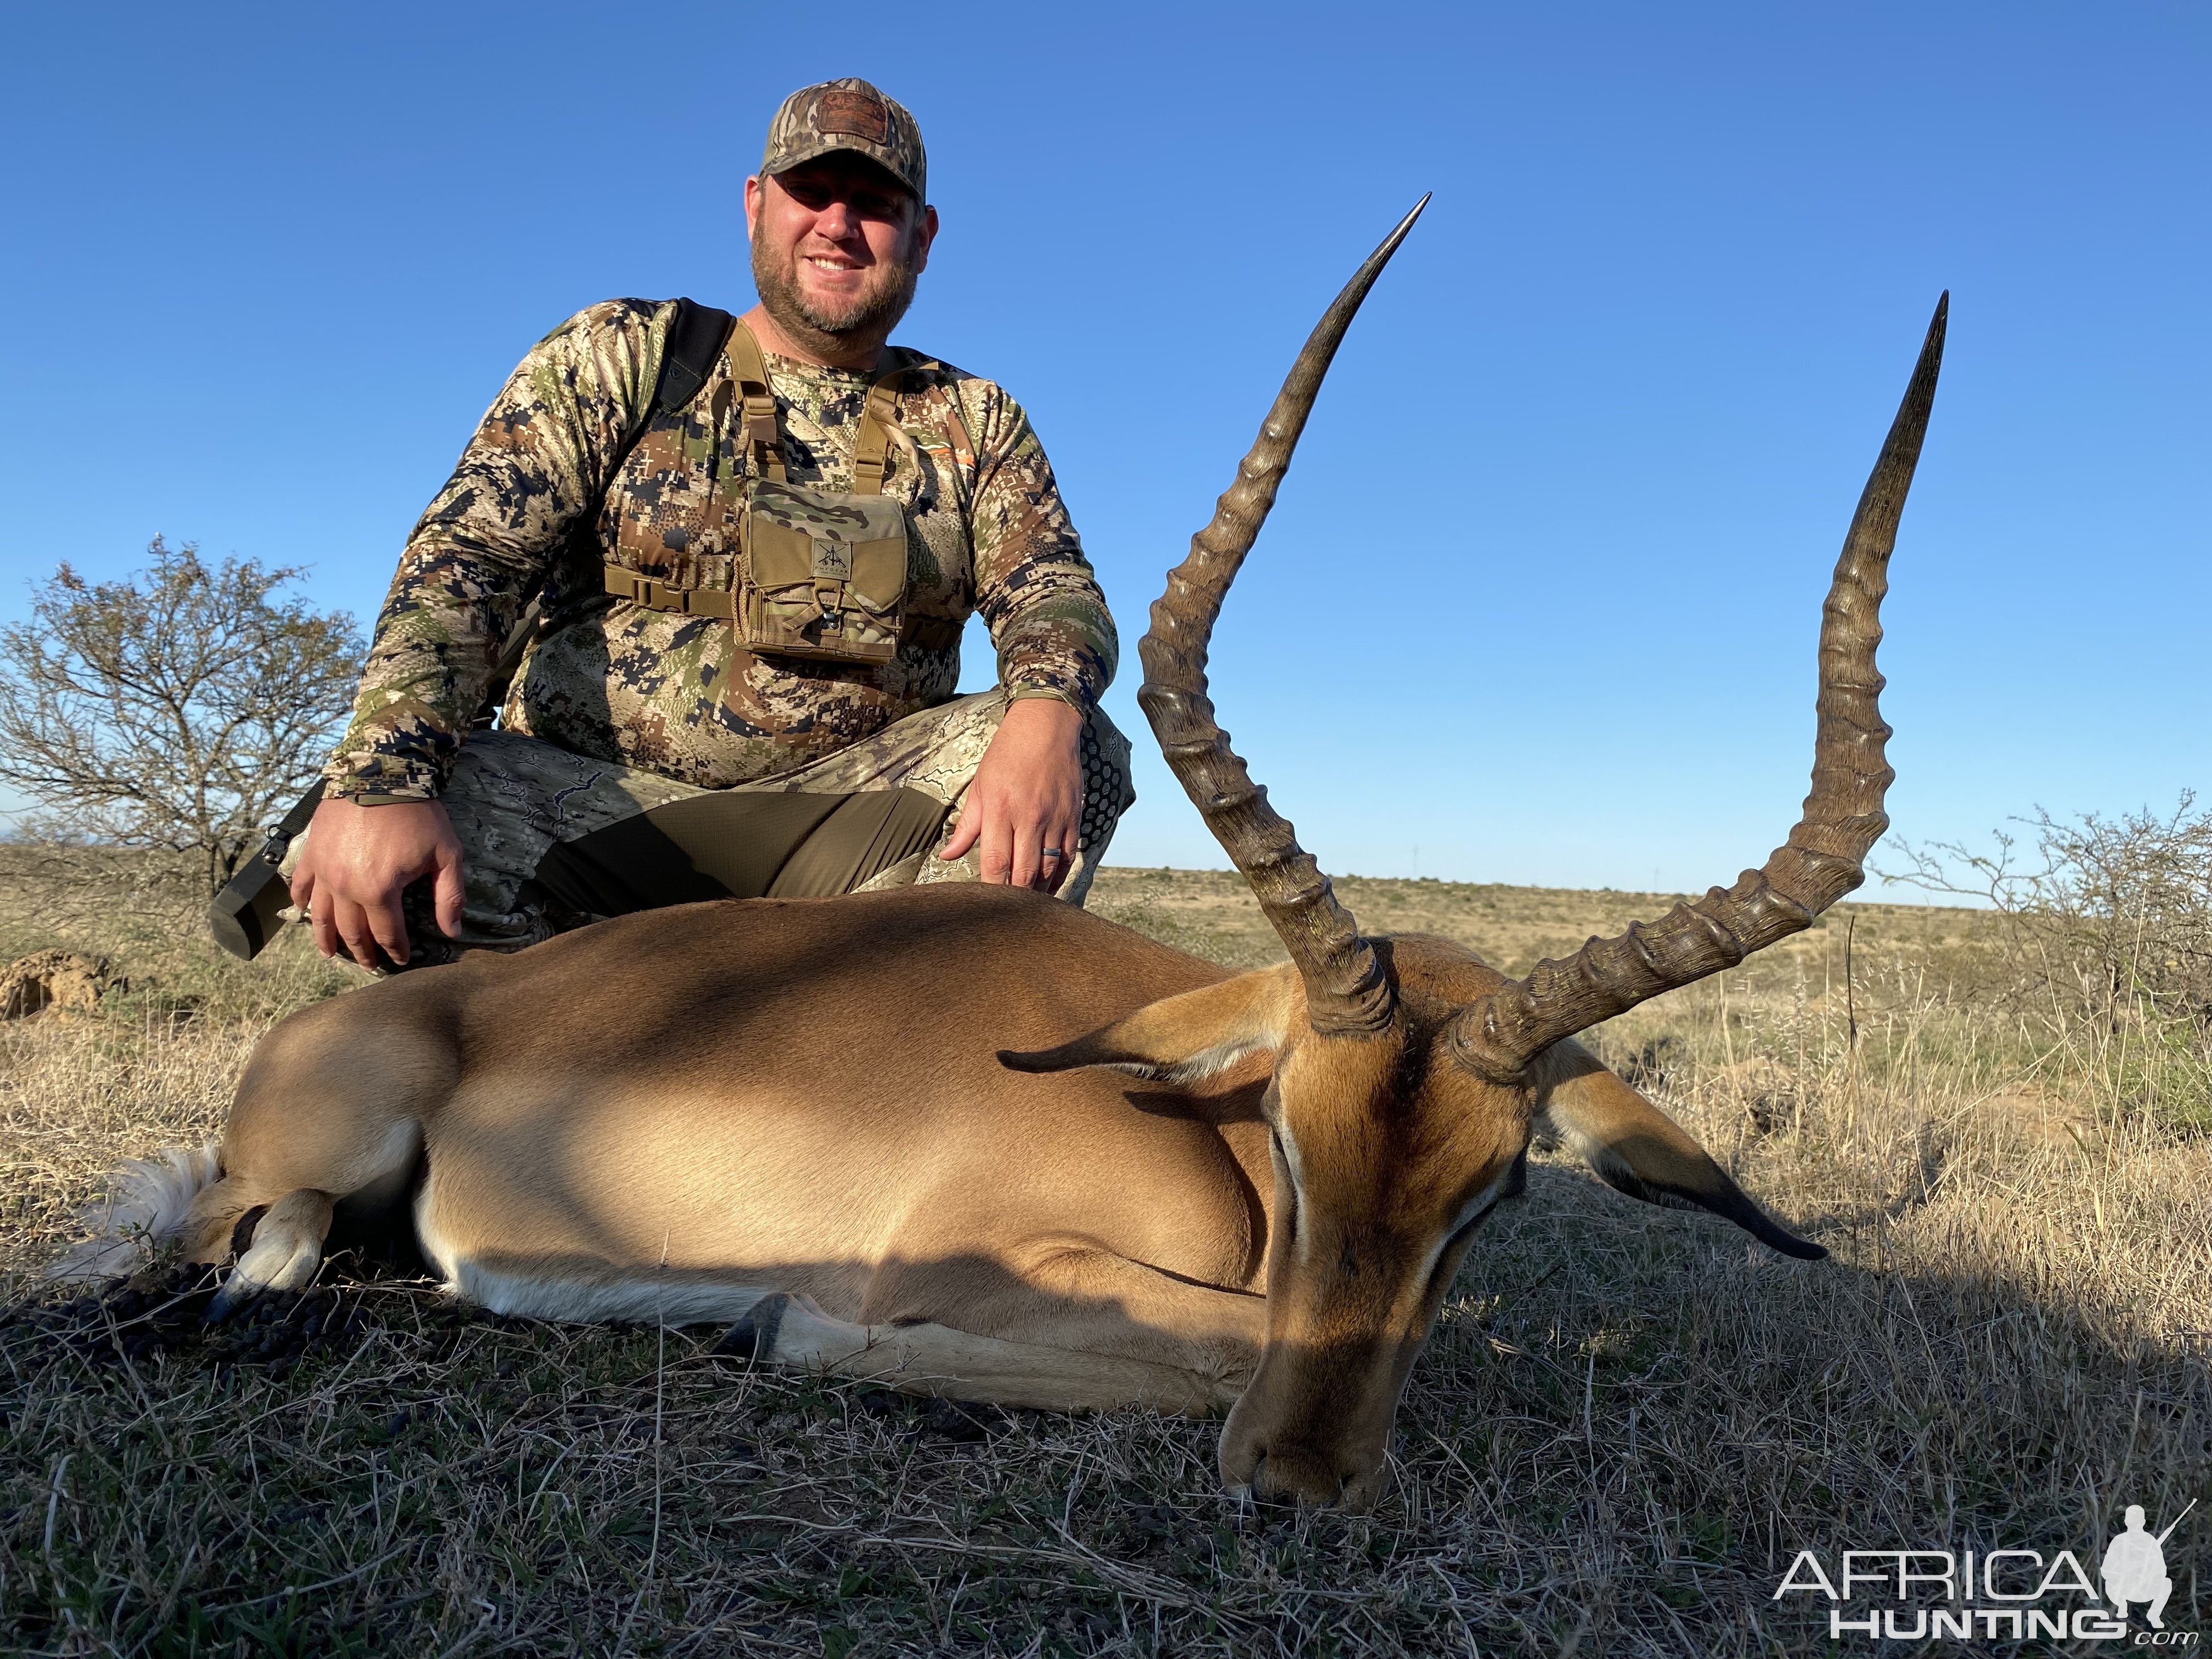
[297,690,1133,962]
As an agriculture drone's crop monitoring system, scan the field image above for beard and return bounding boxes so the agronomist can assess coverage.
[751,235,921,361]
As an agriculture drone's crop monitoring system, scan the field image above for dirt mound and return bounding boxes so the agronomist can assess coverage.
[0,950,115,1019]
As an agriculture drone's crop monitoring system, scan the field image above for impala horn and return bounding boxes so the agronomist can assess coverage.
[1138,197,1430,1037]
[1450,294,1949,1080]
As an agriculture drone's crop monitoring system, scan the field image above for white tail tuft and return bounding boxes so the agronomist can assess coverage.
[46,1141,223,1283]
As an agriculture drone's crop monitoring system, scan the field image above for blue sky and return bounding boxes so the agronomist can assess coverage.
[2,3,2204,895]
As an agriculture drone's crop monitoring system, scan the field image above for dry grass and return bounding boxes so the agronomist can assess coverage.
[2,854,2207,1656]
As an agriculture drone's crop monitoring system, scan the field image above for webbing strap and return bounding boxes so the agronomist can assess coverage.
[606,563,958,650]
[602,566,737,619]
[723,320,787,483]
[856,349,944,493]
[850,374,906,494]
[726,321,935,497]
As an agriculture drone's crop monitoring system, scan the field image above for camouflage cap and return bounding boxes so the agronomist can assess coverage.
[761,78,927,202]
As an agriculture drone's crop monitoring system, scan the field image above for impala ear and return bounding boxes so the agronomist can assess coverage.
[1000,966,1297,1082]
[1534,1039,1826,1260]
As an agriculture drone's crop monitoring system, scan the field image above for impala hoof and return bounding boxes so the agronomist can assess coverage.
[204,1279,251,1325]
[713,1293,789,1364]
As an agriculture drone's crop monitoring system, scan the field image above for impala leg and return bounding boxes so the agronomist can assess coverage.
[727,1240,1268,1415]
[208,1188,335,1319]
[727,1291,1242,1415]
[184,976,444,1291]
[925,1238,1267,1374]
[856,1237,1266,1365]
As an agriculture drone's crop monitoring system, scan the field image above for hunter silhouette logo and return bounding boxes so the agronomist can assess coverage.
[1774,1500,2200,1644]
[2106,1502,2193,1630]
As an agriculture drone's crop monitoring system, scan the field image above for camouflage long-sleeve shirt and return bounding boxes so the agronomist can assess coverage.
[324,298,1116,799]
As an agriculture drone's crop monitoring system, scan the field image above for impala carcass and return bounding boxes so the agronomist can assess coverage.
[76,202,1944,1508]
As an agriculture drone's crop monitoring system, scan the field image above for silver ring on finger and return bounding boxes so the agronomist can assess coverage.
[1040,847,1065,861]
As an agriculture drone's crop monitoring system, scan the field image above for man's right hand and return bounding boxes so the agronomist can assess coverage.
[289,796,465,970]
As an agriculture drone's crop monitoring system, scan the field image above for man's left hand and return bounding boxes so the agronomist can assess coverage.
[940,697,1084,894]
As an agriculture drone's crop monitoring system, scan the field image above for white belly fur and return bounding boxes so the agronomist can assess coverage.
[412,1167,787,1325]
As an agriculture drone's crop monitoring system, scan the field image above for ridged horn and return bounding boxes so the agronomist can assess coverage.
[1137,198,1430,1037]
[1451,294,1948,1079]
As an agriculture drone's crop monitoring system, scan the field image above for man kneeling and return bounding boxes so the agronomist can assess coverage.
[289,78,1128,970]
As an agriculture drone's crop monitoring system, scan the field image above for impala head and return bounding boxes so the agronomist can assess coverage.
[1011,200,1945,1506]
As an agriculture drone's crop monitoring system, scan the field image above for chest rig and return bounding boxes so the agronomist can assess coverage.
[602,315,922,668]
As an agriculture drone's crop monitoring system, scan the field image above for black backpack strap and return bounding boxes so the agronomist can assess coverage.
[654,297,736,415]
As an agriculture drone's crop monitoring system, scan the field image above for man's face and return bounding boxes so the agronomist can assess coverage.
[744,155,937,349]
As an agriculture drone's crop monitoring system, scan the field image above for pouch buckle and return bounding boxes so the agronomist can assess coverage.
[604,566,732,618]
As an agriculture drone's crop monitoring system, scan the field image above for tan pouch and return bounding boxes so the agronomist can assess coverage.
[739,479,909,664]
